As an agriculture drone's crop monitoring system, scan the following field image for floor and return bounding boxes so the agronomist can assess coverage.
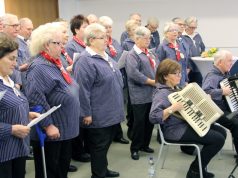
[25,122,238,178]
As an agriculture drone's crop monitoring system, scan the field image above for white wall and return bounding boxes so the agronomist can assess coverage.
[58,0,238,55]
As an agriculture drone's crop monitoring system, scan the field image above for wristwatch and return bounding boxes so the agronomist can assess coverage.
[168,108,173,114]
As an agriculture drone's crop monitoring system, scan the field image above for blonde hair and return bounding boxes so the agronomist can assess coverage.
[29,23,62,56]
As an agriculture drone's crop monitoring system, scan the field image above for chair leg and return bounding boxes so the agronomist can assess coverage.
[195,146,203,178]
[161,145,169,169]
[156,143,165,170]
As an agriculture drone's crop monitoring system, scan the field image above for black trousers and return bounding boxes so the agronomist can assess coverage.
[32,139,72,178]
[87,125,116,178]
[130,103,154,152]
[0,157,26,178]
[126,88,134,129]
[180,124,226,170]
[72,127,90,156]
[216,115,238,154]
[113,123,123,140]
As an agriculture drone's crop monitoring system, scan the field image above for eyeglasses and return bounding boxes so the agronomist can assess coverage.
[170,72,182,77]
[177,23,185,26]
[188,26,197,30]
[50,41,62,46]
[167,29,179,32]
[141,36,151,41]
[93,36,107,40]
[5,24,20,28]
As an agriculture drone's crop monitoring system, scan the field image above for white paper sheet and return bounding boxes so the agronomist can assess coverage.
[27,105,61,128]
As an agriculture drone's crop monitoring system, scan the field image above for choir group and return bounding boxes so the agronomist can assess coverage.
[0,12,238,178]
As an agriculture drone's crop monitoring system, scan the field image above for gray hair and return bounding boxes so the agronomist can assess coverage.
[19,17,32,26]
[99,16,113,26]
[134,26,151,39]
[214,50,232,65]
[163,21,178,35]
[29,23,62,56]
[87,14,98,24]
[2,13,18,25]
[185,16,198,26]
[84,23,106,46]
[147,17,159,27]
[172,17,183,23]
[129,13,141,19]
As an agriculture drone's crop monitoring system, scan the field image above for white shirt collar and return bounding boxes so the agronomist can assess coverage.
[17,35,25,41]
[86,46,109,61]
[0,76,21,96]
[0,75,15,88]
[182,31,197,39]
[133,45,143,54]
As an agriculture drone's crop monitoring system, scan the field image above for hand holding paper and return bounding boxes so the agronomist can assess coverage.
[27,105,61,128]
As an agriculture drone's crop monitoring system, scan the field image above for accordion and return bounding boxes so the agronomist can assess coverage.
[220,76,238,112]
[168,83,224,137]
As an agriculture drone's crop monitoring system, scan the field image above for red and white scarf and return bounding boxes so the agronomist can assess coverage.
[41,51,72,84]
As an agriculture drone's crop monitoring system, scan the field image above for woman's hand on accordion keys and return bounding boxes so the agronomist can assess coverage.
[221,86,231,96]
[171,102,184,112]
[163,102,184,121]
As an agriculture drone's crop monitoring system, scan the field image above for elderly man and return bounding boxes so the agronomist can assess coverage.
[202,50,238,159]
[17,18,33,92]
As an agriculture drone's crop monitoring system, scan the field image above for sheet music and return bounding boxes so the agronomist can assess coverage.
[0,90,6,101]
[27,105,61,128]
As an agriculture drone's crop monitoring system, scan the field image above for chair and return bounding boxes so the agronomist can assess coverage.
[155,124,203,178]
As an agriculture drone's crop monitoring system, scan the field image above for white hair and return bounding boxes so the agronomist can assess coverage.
[213,50,232,65]
[99,16,113,26]
[84,23,106,46]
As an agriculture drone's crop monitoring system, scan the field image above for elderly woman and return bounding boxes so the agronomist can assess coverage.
[150,59,226,178]
[56,20,91,163]
[156,22,189,87]
[125,26,157,161]
[73,23,124,178]
[120,13,142,45]
[99,16,129,145]
[52,21,79,172]
[65,14,89,59]
[25,23,80,178]
[0,32,39,178]
[183,16,205,85]
[99,16,123,62]
[122,19,139,51]
[145,17,160,50]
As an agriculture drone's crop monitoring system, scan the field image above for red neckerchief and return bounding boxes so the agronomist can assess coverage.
[107,37,117,57]
[40,51,72,84]
[143,48,156,69]
[73,36,86,48]
[168,42,181,61]
[61,48,73,65]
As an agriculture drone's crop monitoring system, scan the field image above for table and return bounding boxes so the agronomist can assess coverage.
[191,56,238,77]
